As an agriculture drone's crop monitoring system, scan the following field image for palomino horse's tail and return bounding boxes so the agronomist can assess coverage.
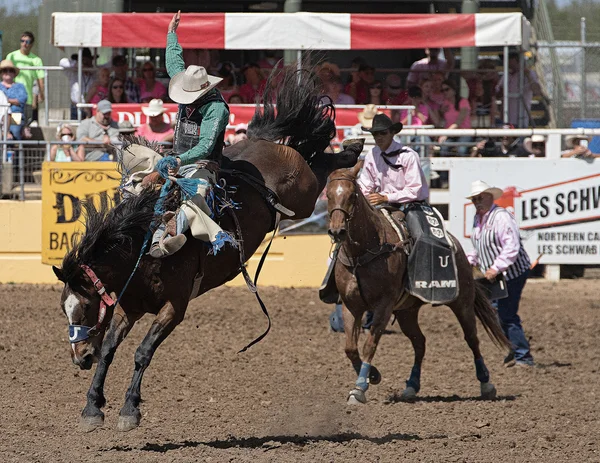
[473,283,511,349]
[247,63,336,162]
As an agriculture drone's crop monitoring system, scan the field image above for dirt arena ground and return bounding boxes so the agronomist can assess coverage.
[1,278,599,462]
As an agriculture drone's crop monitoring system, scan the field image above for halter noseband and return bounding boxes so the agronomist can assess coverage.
[68,264,116,344]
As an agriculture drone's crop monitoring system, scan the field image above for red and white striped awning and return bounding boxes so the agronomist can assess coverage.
[52,12,528,50]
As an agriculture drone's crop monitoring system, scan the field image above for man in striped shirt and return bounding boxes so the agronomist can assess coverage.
[466,180,534,367]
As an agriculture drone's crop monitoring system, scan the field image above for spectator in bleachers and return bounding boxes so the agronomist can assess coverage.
[228,93,243,104]
[438,79,472,157]
[137,99,174,145]
[0,60,27,141]
[50,123,83,162]
[226,123,248,146]
[428,71,447,106]
[107,77,128,104]
[561,135,599,159]
[523,134,547,157]
[419,78,442,127]
[406,48,454,88]
[216,61,239,103]
[469,75,497,128]
[6,31,44,123]
[59,47,97,120]
[258,50,283,71]
[0,91,8,137]
[470,125,530,157]
[87,68,111,105]
[345,64,375,105]
[76,99,120,161]
[366,81,385,106]
[324,76,355,105]
[400,86,428,126]
[318,62,340,85]
[495,50,541,128]
[383,74,407,106]
[239,63,265,104]
[138,61,167,103]
[111,55,141,103]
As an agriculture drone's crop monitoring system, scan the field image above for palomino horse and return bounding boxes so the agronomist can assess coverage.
[326,163,510,405]
[53,65,360,432]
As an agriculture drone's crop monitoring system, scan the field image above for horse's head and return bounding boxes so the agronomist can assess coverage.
[326,162,363,243]
[53,264,115,370]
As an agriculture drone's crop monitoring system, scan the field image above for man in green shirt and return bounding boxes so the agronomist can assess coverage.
[6,31,44,122]
[149,10,232,258]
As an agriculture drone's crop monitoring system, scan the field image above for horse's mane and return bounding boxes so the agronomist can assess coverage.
[60,188,160,283]
[247,62,336,162]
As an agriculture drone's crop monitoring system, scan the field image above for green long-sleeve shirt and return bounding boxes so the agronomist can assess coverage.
[166,32,229,165]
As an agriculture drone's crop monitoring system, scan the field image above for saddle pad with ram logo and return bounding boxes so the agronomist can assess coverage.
[405,203,459,304]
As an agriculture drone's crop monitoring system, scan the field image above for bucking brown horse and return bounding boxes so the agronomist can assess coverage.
[326,163,510,405]
[52,65,360,432]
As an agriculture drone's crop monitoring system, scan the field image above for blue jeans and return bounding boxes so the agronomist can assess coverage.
[495,270,533,363]
[329,304,373,332]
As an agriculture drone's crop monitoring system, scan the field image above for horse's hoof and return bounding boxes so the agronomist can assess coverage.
[347,388,367,405]
[369,366,382,385]
[400,386,417,401]
[480,382,497,400]
[116,414,140,432]
[80,415,104,433]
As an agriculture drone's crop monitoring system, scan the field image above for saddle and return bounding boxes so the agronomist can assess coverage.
[319,202,459,306]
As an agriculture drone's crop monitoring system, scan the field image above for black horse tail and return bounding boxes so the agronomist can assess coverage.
[247,63,336,163]
[473,282,511,349]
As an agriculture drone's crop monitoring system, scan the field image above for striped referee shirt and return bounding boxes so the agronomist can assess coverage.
[467,205,530,280]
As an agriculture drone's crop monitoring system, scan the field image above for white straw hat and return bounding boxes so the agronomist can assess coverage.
[141,99,167,117]
[168,66,222,104]
[466,180,503,200]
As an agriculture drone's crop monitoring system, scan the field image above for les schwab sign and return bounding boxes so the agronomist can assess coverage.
[41,162,121,265]
[450,159,600,265]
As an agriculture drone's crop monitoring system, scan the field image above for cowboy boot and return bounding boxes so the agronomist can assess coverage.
[342,138,365,154]
[149,233,187,259]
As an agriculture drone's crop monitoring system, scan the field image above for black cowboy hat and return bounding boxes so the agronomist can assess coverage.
[361,113,403,134]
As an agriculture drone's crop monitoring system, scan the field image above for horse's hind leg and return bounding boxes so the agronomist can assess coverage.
[395,306,425,400]
[117,301,185,432]
[347,306,393,405]
[449,301,496,400]
[81,307,142,432]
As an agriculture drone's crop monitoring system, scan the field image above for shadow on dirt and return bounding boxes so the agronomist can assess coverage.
[385,394,518,404]
[108,432,422,453]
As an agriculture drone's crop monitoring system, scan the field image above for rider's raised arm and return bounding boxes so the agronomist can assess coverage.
[166,12,185,78]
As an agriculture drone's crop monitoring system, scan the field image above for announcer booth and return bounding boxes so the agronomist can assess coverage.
[42,12,600,282]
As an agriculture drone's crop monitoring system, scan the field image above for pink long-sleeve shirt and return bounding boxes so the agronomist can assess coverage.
[357,140,429,204]
[467,205,522,273]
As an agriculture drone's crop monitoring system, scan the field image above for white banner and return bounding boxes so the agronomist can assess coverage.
[448,159,600,265]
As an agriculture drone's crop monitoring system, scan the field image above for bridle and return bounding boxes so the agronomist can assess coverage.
[328,177,358,222]
[68,264,116,344]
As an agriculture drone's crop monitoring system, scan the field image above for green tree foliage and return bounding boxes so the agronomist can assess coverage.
[0,6,39,59]
[546,0,600,41]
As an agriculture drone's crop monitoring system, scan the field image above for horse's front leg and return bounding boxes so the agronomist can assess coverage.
[81,307,141,432]
[117,301,186,432]
[348,304,392,405]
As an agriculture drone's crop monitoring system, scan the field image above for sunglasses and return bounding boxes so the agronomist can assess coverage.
[20,39,32,45]
[143,68,154,72]
[61,133,73,136]
[370,85,383,90]
[112,85,124,89]
[372,130,389,137]
[2,69,16,73]
[442,87,452,92]
[471,195,485,203]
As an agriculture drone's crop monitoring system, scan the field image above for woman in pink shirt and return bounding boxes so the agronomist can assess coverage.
[137,99,174,147]
[138,61,167,103]
[438,79,472,156]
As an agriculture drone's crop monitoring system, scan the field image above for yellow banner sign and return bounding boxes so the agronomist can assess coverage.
[41,162,121,265]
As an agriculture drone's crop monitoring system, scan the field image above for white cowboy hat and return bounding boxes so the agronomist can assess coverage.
[466,180,503,200]
[357,104,382,129]
[565,134,591,148]
[141,99,167,117]
[168,66,222,105]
